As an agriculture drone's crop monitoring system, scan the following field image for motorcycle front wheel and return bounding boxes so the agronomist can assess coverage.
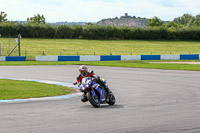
[87,91,100,108]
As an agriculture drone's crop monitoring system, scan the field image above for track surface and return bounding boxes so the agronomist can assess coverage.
[0,65,200,133]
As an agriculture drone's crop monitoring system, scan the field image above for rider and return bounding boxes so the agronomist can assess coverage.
[76,65,111,102]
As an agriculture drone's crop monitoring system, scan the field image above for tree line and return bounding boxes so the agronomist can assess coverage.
[0,11,200,40]
[147,13,200,28]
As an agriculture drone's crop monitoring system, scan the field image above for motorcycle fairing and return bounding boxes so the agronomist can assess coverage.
[92,83,103,101]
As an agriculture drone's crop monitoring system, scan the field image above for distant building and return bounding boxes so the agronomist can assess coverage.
[97,13,148,27]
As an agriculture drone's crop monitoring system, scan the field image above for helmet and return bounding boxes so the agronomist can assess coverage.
[79,65,88,77]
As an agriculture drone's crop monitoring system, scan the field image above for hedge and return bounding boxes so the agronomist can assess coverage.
[0,23,200,40]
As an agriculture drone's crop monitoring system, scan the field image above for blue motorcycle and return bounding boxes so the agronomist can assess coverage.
[78,77,116,108]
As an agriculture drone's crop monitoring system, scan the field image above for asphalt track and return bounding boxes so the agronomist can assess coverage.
[0,65,200,133]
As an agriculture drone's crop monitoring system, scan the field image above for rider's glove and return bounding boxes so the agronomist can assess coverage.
[92,75,100,81]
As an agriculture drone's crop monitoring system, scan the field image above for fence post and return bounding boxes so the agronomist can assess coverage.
[25,50,27,57]
[0,34,1,56]
[42,51,45,56]
[8,34,21,56]
[18,34,21,56]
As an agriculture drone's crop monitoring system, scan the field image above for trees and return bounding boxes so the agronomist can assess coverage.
[0,11,8,23]
[188,14,200,26]
[27,14,46,24]
[163,22,183,28]
[147,16,163,27]
[173,13,193,26]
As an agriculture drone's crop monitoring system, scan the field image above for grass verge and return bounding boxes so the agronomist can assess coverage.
[0,79,75,100]
[1,38,200,58]
[0,60,200,71]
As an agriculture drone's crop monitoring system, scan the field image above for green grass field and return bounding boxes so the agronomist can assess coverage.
[1,38,200,58]
[0,79,75,100]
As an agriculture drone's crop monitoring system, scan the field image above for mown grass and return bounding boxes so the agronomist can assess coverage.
[1,38,200,58]
[0,60,200,71]
[0,79,75,100]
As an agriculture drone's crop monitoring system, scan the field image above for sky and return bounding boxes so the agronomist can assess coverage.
[0,0,199,22]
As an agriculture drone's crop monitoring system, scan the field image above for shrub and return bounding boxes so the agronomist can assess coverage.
[0,23,200,40]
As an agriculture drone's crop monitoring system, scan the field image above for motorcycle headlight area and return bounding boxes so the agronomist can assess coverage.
[86,81,91,88]
[81,87,85,91]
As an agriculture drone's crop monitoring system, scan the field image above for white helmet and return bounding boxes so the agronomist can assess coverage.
[79,65,88,77]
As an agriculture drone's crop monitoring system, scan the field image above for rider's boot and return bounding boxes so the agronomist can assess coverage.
[103,84,112,96]
[96,78,112,96]
[81,93,88,102]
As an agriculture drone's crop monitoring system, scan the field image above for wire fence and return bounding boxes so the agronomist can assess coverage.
[18,49,200,59]
[0,37,19,57]
[1,36,200,58]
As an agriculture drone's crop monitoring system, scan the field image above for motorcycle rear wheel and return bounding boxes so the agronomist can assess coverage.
[107,93,116,105]
[87,92,100,108]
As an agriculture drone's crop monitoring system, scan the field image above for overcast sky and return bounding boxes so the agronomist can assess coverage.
[0,0,199,22]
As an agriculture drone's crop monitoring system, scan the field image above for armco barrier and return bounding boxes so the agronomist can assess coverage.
[36,56,58,61]
[161,55,180,60]
[58,56,80,61]
[0,56,5,61]
[121,55,141,60]
[101,55,121,61]
[0,56,26,61]
[141,55,160,60]
[180,54,199,60]
[80,56,100,61]
[36,54,200,61]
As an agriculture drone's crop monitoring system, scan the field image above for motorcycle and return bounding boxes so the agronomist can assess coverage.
[74,77,116,108]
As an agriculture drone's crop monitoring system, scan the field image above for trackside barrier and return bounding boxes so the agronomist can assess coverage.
[35,54,200,61]
[141,55,160,60]
[36,56,58,61]
[80,56,100,61]
[58,56,80,61]
[121,55,141,60]
[161,55,180,60]
[6,56,26,61]
[180,54,199,60]
[101,55,121,61]
[0,56,26,61]
[0,56,5,61]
